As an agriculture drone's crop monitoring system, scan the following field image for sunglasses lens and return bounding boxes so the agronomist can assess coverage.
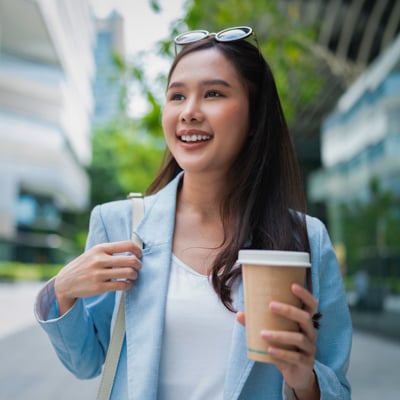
[174,26,256,55]
[216,26,252,42]
[175,30,209,45]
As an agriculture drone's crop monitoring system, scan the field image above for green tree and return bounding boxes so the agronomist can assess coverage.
[89,123,163,202]
[62,119,164,253]
[61,52,165,254]
[341,177,400,273]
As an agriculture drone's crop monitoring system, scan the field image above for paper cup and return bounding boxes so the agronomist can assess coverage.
[238,250,311,363]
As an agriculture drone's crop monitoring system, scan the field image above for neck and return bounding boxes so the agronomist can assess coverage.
[178,172,228,220]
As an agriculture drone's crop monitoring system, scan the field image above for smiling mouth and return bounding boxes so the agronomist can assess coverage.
[180,135,212,143]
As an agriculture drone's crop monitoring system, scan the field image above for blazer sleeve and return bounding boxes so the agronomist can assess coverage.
[34,205,118,379]
[308,216,352,399]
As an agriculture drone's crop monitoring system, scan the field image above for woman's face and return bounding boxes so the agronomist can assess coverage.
[162,48,250,178]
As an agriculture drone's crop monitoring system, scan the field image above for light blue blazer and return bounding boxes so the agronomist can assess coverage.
[36,174,352,399]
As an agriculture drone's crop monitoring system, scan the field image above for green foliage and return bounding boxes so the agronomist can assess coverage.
[61,43,166,256]
[88,124,128,205]
[140,92,164,138]
[341,177,400,273]
[88,48,165,206]
[128,59,166,138]
[61,120,164,257]
[89,121,164,204]
[0,262,62,282]
[149,0,161,13]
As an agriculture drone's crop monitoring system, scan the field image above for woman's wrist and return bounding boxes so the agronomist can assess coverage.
[54,279,76,316]
[56,296,76,316]
[293,370,320,400]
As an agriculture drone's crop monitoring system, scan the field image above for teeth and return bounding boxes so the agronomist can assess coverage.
[181,135,211,142]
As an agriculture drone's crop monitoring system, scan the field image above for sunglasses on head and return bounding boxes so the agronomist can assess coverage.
[174,26,259,55]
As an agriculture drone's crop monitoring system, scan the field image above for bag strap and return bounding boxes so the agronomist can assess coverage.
[96,193,144,400]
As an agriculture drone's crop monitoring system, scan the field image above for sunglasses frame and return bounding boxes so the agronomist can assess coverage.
[174,26,258,55]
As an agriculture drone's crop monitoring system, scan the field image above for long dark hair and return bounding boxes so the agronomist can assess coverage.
[148,36,310,311]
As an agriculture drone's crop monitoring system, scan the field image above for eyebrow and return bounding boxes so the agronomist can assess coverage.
[168,79,232,90]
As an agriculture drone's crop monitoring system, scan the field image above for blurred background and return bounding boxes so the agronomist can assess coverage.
[0,0,399,399]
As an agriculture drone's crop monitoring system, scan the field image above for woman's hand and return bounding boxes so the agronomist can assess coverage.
[236,284,320,399]
[54,241,142,316]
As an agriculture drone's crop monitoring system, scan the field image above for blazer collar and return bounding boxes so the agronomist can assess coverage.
[136,172,182,248]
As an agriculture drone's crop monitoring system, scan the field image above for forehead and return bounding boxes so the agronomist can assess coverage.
[169,48,244,85]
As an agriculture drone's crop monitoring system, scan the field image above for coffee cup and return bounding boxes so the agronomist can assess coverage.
[238,250,311,363]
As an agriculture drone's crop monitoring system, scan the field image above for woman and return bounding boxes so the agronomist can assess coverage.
[35,27,352,399]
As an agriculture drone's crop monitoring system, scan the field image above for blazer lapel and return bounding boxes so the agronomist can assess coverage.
[124,175,181,400]
[224,281,255,400]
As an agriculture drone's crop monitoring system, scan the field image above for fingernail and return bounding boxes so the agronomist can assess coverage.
[270,302,281,311]
[261,330,273,338]
[292,283,301,291]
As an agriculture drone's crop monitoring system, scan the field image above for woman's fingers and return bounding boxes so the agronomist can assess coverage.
[291,284,318,315]
[55,240,143,312]
[261,329,315,357]
[100,265,140,282]
[96,240,142,259]
[237,286,319,391]
[291,283,319,337]
[269,301,316,340]
[103,277,134,293]
[236,311,246,326]
[268,284,319,339]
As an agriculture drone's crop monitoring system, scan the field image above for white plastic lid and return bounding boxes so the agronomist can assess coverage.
[238,250,311,267]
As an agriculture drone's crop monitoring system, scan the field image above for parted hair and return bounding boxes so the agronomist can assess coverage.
[147,36,310,311]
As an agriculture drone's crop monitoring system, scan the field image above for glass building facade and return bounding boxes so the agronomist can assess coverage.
[0,0,96,262]
[309,34,400,281]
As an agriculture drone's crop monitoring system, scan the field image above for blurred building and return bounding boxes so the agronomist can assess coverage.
[287,0,400,215]
[0,0,96,262]
[309,33,400,244]
[92,11,125,126]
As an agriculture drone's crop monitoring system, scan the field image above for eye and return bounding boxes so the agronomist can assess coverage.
[205,90,223,98]
[168,93,185,101]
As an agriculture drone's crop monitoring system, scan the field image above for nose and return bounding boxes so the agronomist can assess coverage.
[180,98,204,123]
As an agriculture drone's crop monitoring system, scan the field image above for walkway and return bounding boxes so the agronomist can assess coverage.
[1,282,399,399]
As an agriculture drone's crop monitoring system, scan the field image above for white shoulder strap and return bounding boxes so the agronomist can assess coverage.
[96,194,144,400]
[129,192,144,248]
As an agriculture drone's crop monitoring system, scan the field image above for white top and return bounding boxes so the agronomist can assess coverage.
[158,255,235,400]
